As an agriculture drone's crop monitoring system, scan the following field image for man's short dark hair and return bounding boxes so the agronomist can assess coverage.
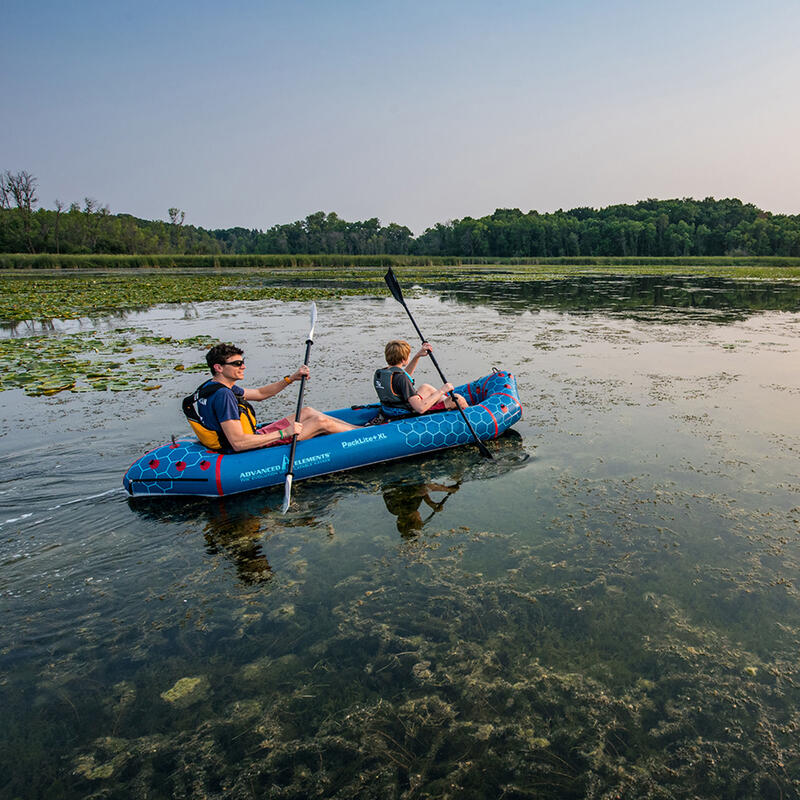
[206,343,243,374]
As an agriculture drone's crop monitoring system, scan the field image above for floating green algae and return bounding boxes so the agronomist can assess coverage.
[3,267,799,325]
[0,271,375,324]
[0,329,216,395]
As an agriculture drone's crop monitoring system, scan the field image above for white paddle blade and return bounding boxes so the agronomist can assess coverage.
[280,474,293,514]
[308,301,318,342]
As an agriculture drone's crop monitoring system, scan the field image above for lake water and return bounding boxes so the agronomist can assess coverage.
[1,276,799,798]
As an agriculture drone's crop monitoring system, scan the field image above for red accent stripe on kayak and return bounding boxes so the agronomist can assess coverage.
[477,404,499,438]
[496,391,522,409]
[215,455,224,495]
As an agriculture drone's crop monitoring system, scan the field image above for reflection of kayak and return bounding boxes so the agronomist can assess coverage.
[123,370,522,498]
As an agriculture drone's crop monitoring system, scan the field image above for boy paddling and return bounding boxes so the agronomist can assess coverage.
[373,340,467,419]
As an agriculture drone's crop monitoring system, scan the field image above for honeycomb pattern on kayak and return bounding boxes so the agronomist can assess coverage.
[126,442,213,494]
[401,372,521,451]
[402,411,482,450]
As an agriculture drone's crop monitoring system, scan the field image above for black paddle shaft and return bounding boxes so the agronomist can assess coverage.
[402,313,450,386]
[384,269,493,459]
[285,336,313,477]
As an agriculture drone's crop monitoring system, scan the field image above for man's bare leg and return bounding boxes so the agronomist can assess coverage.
[295,406,359,439]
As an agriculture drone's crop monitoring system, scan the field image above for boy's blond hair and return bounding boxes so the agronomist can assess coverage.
[385,340,411,366]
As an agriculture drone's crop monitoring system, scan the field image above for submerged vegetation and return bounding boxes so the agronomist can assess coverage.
[13,481,800,799]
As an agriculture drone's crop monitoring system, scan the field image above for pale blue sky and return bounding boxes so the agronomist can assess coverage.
[2,0,799,233]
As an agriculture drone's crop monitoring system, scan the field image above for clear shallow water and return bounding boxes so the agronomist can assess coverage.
[1,278,799,798]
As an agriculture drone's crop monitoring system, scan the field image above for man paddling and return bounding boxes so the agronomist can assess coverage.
[184,343,359,454]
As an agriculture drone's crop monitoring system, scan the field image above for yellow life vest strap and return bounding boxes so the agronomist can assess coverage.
[182,382,257,453]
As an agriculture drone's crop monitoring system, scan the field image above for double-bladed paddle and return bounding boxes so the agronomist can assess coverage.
[383,269,493,459]
[281,301,317,513]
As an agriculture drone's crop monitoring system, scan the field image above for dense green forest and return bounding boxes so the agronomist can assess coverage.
[3,169,800,258]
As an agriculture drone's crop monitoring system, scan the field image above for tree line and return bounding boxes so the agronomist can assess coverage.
[3,170,800,258]
[415,200,800,258]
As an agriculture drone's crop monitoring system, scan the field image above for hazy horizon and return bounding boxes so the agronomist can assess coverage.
[3,0,799,235]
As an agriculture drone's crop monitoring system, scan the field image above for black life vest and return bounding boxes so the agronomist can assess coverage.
[373,367,415,417]
[182,380,257,453]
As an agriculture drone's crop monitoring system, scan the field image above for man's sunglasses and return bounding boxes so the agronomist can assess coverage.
[224,359,245,367]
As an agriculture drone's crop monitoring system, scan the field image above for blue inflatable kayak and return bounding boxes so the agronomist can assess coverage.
[123,369,522,498]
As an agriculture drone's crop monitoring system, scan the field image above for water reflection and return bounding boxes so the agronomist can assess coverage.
[382,480,461,537]
[1,312,134,337]
[428,275,800,318]
[252,273,800,318]
[200,501,274,584]
[129,494,322,585]
[128,431,528,581]
[1,305,199,337]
